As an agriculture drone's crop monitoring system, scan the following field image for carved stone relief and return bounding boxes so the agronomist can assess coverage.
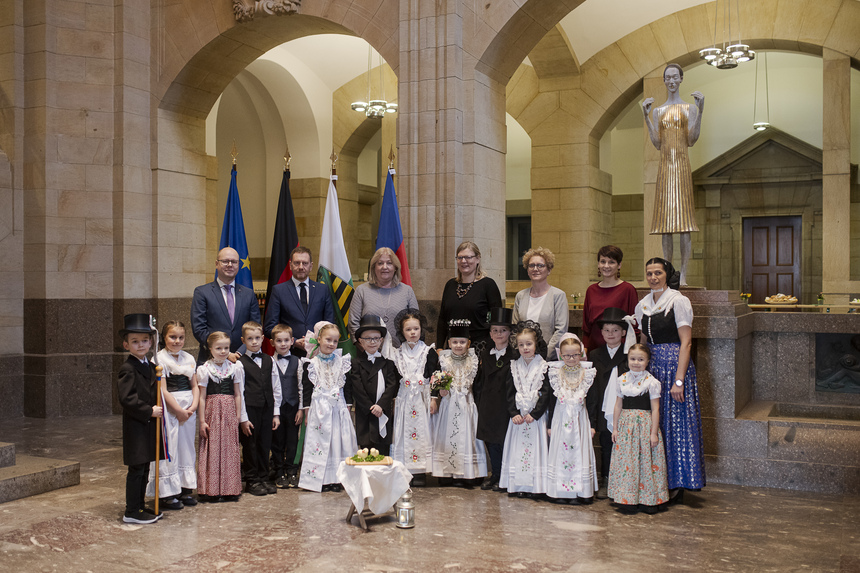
[233,0,301,22]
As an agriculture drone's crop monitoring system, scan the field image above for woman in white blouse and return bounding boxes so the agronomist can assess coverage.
[634,257,704,503]
[511,247,569,360]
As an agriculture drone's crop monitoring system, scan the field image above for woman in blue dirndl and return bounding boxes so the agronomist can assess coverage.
[635,257,705,501]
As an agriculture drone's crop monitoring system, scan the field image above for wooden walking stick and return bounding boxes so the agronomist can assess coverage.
[154,364,164,515]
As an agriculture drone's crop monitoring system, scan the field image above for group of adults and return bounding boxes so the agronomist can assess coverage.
[190,239,705,495]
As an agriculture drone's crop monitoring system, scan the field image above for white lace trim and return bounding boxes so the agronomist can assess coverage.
[438,348,478,392]
[511,356,548,413]
[156,349,195,378]
[548,364,596,404]
[301,352,351,391]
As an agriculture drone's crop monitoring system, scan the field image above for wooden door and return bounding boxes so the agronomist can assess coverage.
[743,216,802,303]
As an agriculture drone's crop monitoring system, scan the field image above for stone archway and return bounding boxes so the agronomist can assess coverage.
[490,0,860,297]
[150,2,401,302]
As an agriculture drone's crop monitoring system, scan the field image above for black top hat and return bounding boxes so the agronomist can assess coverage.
[355,314,387,339]
[596,307,628,328]
[120,313,156,336]
[488,307,513,327]
[447,318,471,340]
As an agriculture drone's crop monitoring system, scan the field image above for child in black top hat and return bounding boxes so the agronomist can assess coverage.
[473,307,514,491]
[348,315,400,456]
[117,313,164,524]
[586,306,637,498]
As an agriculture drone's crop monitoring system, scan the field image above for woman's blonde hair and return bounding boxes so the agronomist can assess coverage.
[206,331,230,349]
[455,241,485,282]
[368,247,401,287]
[521,247,555,271]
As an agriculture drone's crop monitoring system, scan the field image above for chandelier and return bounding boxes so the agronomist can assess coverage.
[351,45,397,119]
[698,0,754,69]
[752,52,770,131]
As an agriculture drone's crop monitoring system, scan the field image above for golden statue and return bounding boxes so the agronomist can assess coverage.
[643,63,704,286]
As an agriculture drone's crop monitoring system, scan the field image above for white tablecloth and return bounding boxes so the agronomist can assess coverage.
[336,460,412,515]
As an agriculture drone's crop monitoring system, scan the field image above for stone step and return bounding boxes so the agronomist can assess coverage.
[0,454,80,504]
[0,442,14,468]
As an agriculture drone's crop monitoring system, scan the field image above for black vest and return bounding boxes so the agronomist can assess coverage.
[274,354,299,407]
[239,354,274,408]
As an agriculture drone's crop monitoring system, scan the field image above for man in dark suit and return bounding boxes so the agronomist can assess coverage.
[264,246,335,357]
[191,247,261,364]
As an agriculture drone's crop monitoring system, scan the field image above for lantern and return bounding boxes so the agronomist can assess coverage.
[395,489,415,529]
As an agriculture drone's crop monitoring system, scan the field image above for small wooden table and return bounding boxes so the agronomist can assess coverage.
[336,459,412,530]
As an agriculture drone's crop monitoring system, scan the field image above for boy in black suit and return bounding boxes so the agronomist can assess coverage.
[269,324,303,488]
[586,307,636,498]
[348,315,399,456]
[117,313,163,524]
[474,307,514,491]
[238,322,281,496]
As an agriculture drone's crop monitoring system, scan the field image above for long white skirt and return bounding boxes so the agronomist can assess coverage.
[147,390,197,497]
[391,385,433,474]
[500,413,548,494]
[430,390,486,479]
[546,403,598,499]
[299,392,358,492]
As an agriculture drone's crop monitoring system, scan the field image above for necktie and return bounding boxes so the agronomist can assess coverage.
[225,284,235,323]
[299,282,308,312]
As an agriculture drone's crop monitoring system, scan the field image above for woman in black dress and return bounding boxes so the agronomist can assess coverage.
[435,241,503,352]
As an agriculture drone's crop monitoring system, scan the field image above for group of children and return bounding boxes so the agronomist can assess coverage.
[116,302,671,524]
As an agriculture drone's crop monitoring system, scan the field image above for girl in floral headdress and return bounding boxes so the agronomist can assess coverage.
[499,322,552,497]
[431,318,487,485]
[390,309,440,487]
[298,321,358,493]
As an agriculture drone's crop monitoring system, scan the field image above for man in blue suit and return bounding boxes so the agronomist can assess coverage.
[191,247,261,364]
[264,246,335,357]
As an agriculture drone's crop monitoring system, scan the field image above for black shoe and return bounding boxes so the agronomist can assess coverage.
[247,483,268,496]
[548,497,568,505]
[568,497,583,505]
[264,482,277,494]
[178,494,197,506]
[276,475,290,489]
[321,484,332,492]
[516,492,528,498]
[492,483,505,493]
[480,477,494,490]
[669,488,685,505]
[411,474,427,488]
[329,483,343,492]
[288,473,299,488]
[578,496,594,505]
[122,509,161,524]
[160,497,184,510]
[640,504,659,515]
[451,479,472,489]
[596,478,609,500]
[222,495,239,502]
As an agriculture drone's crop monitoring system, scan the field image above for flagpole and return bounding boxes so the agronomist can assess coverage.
[154,365,163,515]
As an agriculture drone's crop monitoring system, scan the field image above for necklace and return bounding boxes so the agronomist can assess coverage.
[456,281,474,299]
[378,284,394,323]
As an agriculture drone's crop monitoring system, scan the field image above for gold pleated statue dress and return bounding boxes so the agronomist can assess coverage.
[650,103,699,234]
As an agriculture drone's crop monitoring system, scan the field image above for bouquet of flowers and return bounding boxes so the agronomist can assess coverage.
[430,370,452,393]
[351,447,385,463]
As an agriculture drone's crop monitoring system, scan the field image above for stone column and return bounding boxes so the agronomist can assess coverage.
[398,0,506,302]
[821,48,851,300]
[0,0,25,417]
[642,71,664,269]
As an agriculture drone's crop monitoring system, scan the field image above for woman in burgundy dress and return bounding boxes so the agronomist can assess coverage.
[582,245,638,353]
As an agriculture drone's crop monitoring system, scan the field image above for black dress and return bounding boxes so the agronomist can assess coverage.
[435,276,503,350]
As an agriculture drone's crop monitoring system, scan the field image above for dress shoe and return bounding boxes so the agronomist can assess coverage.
[492,483,505,493]
[329,483,343,492]
[578,496,594,505]
[247,482,268,496]
[640,504,659,515]
[411,474,427,488]
[178,494,198,506]
[480,477,494,490]
[596,478,609,500]
[548,497,568,505]
[264,482,277,494]
[159,497,184,510]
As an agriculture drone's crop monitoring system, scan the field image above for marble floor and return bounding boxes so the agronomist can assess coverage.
[0,416,858,573]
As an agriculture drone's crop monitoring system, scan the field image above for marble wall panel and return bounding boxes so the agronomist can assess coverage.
[752,331,778,401]
[702,417,768,459]
[775,332,813,403]
[743,457,845,495]
[768,421,860,467]
[0,355,24,419]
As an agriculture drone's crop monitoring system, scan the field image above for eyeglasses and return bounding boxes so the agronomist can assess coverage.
[218,259,240,266]
[455,255,476,262]
[527,263,547,270]
[560,354,581,360]
[360,336,383,343]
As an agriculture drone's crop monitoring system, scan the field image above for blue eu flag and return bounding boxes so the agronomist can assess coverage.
[217,165,253,290]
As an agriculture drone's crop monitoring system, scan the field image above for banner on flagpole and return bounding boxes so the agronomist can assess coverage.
[375,168,411,286]
[217,165,253,290]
